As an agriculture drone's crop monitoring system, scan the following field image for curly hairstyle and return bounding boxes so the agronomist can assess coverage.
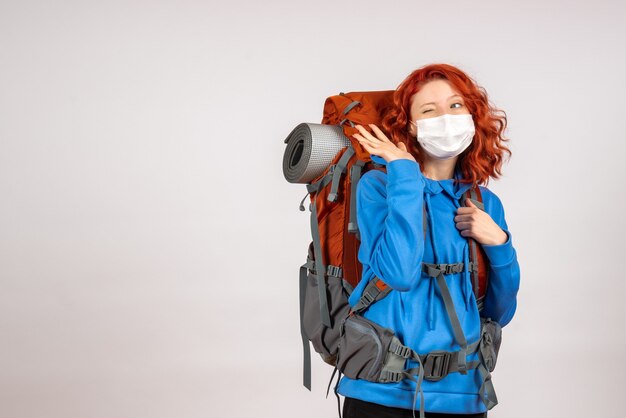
[381,63,512,187]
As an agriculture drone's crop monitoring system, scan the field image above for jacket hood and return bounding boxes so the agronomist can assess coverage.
[370,154,473,200]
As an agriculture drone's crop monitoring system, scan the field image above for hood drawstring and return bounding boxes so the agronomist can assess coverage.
[424,193,437,330]
[463,244,471,310]
[451,197,471,311]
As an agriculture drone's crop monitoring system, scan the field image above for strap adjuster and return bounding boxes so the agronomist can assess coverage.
[422,262,464,276]
[327,265,343,278]
[423,351,451,381]
[390,343,412,359]
[445,263,463,274]
[361,291,375,304]
[307,264,343,279]
[379,370,404,383]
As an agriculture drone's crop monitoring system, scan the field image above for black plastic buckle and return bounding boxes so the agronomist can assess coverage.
[443,264,456,274]
[423,351,451,381]
[433,264,451,275]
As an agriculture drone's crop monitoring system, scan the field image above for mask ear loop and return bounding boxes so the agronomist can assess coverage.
[409,119,419,138]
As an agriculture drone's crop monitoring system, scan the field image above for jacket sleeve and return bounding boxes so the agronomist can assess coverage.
[479,188,521,327]
[356,159,426,291]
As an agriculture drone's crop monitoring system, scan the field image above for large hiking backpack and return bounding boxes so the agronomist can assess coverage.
[283,90,500,414]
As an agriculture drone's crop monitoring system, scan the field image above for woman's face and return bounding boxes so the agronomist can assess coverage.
[407,79,470,137]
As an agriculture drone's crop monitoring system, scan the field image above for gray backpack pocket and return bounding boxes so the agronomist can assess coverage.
[479,317,502,372]
[336,313,396,382]
[302,269,352,366]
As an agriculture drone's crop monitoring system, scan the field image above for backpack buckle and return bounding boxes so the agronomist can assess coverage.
[423,351,451,381]
[441,263,463,275]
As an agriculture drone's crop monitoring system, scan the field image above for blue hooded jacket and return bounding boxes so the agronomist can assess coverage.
[336,155,521,414]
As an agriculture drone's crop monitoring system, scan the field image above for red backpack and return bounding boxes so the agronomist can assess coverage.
[283,90,491,391]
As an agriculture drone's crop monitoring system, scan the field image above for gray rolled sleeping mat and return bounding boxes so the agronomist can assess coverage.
[283,123,350,184]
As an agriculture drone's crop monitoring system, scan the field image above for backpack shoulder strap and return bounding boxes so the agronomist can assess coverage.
[461,186,489,311]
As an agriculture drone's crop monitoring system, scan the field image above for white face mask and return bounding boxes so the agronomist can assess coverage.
[411,113,475,160]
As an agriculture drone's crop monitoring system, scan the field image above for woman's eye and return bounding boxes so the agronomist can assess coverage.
[422,103,463,114]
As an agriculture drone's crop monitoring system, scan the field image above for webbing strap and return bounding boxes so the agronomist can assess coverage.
[310,199,331,328]
[469,241,480,302]
[339,99,362,127]
[469,187,485,211]
[468,191,481,305]
[476,296,485,312]
[477,362,498,409]
[351,276,391,313]
[303,257,315,271]
[328,147,354,202]
[422,203,427,239]
[462,188,485,312]
[422,262,469,373]
[380,335,484,418]
[342,100,362,116]
[299,263,311,390]
[383,337,481,381]
[407,357,426,418]
[306,168,335,196]
[306,258,343,279]
[348,160,365,234]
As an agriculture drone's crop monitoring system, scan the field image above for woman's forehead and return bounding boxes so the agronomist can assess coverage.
[412,79,461,104]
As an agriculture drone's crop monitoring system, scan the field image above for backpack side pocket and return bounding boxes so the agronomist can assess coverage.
[302,270,351,365]
[336,313,396,382]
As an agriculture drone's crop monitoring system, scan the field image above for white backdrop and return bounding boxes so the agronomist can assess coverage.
[1,1,625,417]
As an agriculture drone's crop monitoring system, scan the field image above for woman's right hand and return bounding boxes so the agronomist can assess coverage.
[352,124,417,163]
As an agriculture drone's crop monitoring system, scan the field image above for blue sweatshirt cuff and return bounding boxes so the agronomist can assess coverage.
[386,159,424,191]
[481,229,515,267]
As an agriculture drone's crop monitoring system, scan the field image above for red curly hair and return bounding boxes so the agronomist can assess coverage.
[381,63,512,187]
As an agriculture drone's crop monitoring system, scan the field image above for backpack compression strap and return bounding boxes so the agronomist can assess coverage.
[348,159,366,235]
[298,147,355,390]
[298,261,312,390]
[305,147,355,329]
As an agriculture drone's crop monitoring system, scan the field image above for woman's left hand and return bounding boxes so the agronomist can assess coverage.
[454,199,508,245]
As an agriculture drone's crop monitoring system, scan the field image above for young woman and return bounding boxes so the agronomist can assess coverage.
[336,63,521,417]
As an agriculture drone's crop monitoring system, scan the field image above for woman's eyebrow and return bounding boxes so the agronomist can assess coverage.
[419,94,463,108]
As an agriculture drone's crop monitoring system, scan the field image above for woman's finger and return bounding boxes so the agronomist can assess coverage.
[352,132,370,142]
[353,133,375,147]
[454,214,474,222]
[455,221,473,230]
[357,138,374,154]
[352,132,371,146]
[368,124,391,143]
[355,125,382,143]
